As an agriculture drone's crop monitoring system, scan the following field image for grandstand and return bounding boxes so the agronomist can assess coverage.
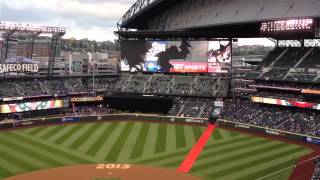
[0,0,320,179]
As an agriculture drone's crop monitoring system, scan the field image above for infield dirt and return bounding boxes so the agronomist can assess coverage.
[4,164,201,180]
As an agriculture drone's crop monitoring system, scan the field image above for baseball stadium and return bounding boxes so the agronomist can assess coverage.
[0,0,320,180]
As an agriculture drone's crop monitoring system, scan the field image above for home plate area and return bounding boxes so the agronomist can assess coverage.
[4,164,200,180]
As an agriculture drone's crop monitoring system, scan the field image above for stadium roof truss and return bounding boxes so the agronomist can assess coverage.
[118,0,320,40]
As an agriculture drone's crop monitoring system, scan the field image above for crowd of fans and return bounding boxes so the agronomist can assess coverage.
[221,99,320,137]
[0,77,89,97]
[0,74,229,98]
[64,105,113,116]
[245,47,320,83]
[312,158,320,180]
[168,97,215,118]
[113,74,229,97]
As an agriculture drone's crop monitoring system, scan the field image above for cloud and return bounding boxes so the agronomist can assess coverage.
[0,0,135,41]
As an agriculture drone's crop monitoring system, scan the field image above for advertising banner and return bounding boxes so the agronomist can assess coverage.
[305,137,320,145]
[301,89,320,95]
[2,97,24,102]
[0,99,68,114]
[70,96,103,102]
[61,117,81,123]
[169,61,208,73]
[251,96,320,110]
[14,120,36,127]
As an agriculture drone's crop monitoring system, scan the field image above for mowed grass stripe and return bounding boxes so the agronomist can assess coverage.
[54,124,84,145]
[69,123,102,150]
[260,168,293,180]
[151,137,260,167]
[7,132,92,164]
[2,132,76,165]
[207,146,305,179]
[129,123,151,160]
[40,125,67,140]
[105,123,135,162]
[195,138,268,163]
[0,142,52,171]
[166,125,176,152]
[175,125,186,149]
[0,134,63,167]
[0,149,38,172]
[137,124,158,158]
[212,129,222,140]
[184,126,197,147]
[192,141,287,172]
[154,124,167,154]
[86,123,119,156]
[165,137,268,168]
[28,127,47,136]
[196,144,300,177]
[231,148,311,180]
[192,126,203,141]
[0,159,16,178]
[136,135,253,164]
[229,131,240,137]
[0,158,26,176]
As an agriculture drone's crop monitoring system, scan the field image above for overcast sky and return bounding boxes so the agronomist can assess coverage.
[0,0,135,41]
[0,0,274,46]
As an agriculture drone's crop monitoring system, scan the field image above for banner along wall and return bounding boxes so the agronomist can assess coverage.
[0,99,69,113]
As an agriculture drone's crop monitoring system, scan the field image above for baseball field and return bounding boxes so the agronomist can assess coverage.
[0,121,312,180]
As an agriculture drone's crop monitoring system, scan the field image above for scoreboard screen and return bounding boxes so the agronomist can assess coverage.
[261,18,314,34]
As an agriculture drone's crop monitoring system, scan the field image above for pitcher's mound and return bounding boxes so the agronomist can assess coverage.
[4,164,201,180]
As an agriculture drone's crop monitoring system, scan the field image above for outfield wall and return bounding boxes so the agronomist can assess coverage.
[0,114,207,130]
[217,119,320,145]
[1,114,319,145]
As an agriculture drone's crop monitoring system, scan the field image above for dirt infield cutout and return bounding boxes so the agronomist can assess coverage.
[4,164,201,180]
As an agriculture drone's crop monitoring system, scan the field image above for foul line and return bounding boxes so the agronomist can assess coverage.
[177,124,216,173]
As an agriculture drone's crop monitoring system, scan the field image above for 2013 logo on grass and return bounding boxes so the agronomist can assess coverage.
[96,164,131,170]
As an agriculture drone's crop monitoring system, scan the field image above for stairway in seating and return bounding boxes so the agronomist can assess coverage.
[283,48,314,80]
[270,48,289,67]
[15,83,23,95]
[276,113,297,129]
[39,81,50,94]
[166,76,176,94]
[177,103,186,116]
[189,76,198,94]
[249,111,267,124]
[307,122,320,135]
[143,75,153,94]
[313,74,320,82]
[121,74,133,92]
[212,78,220,96]
[197,102,207,118]
[293,48,314,68]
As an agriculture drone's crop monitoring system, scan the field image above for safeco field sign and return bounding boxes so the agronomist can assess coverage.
[0,64,39,73]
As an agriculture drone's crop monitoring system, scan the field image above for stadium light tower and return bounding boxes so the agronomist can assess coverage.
[0,21,66,77]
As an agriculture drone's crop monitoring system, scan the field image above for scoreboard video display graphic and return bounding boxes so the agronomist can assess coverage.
[260,18,315,36]
[120,40,231,73]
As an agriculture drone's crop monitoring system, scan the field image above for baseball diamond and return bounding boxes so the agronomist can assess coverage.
[1,0,320,179]
[0,121,312,180]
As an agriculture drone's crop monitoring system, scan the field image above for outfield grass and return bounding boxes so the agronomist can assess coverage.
[0,122,312,180]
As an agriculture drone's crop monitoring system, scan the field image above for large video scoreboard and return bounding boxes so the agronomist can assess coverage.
[120,40,231,74]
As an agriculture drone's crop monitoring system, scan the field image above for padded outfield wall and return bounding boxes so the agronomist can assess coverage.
[0,114,319,145]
